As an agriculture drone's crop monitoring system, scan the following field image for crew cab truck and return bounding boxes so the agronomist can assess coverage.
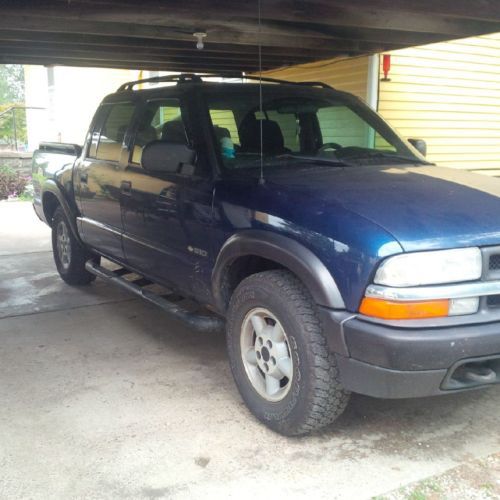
[33,74,500,436]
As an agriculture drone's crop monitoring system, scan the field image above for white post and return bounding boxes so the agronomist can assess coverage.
[366,54,380,147]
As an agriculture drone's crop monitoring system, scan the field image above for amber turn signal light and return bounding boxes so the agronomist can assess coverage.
[359,297,450,320]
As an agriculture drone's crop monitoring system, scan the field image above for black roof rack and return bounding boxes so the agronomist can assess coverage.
[117,73,333,92]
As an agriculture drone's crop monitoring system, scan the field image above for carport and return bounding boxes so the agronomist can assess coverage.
[1,1,500,73]
[2,2,500,499]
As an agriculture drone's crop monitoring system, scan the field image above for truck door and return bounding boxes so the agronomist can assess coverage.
[121,95,215,303]
[76,101,136,260]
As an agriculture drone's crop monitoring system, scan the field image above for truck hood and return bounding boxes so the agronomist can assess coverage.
[265,164,500,252]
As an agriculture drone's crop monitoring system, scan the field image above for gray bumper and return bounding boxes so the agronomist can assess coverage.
[320,308,500,398]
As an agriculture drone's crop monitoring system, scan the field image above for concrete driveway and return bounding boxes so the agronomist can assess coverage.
[1,201,499,500]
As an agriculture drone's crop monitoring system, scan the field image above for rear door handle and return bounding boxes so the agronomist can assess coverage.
[121,180,132,194]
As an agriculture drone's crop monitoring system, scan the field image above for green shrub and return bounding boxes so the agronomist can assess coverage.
[0,165,29,200]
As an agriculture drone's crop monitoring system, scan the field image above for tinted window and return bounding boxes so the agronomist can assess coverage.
[96,103,135,162]
[206,88,419,172]
[131,99,184,165]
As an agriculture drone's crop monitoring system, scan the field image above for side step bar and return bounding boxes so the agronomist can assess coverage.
[85,260,224,333]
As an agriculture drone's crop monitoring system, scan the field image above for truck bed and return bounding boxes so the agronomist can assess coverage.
[32,142,81,224]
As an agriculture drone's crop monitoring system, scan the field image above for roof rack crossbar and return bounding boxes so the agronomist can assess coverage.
[117,73,333,92]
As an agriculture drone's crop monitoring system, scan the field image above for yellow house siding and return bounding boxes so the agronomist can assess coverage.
[259,56,370,101]
[379,33,500,174]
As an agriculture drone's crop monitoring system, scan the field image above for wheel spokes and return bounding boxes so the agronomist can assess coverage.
[250,315,266,335]
[270,322,285,342]
[265,374,280,396]
[244,347,258,366]
[277,357,292,379]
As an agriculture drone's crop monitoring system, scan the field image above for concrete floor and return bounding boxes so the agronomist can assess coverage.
[1,201,500,500]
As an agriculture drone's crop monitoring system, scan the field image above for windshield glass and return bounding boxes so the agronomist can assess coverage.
[205,85,425,172]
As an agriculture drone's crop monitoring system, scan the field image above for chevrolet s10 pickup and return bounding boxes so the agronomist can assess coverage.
[33,74,500,435]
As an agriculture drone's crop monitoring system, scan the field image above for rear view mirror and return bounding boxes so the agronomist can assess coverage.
[141,140,195,173]
[408,138,427,157]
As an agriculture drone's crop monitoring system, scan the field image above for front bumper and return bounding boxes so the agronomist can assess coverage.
[320,308,500,398]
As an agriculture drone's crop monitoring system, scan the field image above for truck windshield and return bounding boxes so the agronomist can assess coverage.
[205,85,426,171]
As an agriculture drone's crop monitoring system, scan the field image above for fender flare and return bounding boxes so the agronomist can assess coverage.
[212,230,345,311]
[42,179,81,242]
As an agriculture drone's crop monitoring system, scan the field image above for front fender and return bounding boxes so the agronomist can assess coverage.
[212,230,346,311]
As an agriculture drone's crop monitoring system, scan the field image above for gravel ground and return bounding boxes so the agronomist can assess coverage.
[380,452,500,500]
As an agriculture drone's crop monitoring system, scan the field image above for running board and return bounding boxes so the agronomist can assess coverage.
[85,260,224,333]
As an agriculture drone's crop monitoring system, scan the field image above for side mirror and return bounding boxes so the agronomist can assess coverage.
[408,138,427,157]
[141,140,195,173]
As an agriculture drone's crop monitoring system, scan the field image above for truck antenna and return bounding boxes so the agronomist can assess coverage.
[258,0,265,185]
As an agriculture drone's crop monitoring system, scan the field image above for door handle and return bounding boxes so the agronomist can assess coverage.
[80,172,88,183]
[121,180,132,195]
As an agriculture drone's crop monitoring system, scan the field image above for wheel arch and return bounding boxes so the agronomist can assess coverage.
[41,180,80,241]
[212,230,345,312]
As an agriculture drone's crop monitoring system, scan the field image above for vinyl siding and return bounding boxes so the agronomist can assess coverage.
[259,56,370,101]
[256,57,372,149]
[379,33,500,175]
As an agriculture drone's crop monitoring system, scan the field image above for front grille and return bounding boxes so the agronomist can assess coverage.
[489,254,500,271]
[487,295,500,308]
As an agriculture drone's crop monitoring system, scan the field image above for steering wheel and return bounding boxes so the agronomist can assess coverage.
[318,142,343,154]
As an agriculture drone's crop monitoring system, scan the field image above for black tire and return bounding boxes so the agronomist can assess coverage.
[51,206,96,285]
[226,270,350,436]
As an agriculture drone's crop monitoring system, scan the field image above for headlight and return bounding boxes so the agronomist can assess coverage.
[374,247,482,287]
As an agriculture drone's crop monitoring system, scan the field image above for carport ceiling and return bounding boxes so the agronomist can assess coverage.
[1,0,500,73]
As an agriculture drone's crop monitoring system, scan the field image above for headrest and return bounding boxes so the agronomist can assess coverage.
[135,125,157,146]
[161,120,187,144]
[238,116,285,155]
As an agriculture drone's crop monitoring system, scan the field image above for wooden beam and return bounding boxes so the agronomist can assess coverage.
[0,47,273,69]
[71,0,500,23]
[0,54,259,73]
[0,13,452,53]
[0,14,346,51]
[6,1,499,37]
[0,30,365,61]
[0,42,352,69]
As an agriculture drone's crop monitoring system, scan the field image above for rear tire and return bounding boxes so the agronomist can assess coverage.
[51,206,96,285]
[226,270,350,436]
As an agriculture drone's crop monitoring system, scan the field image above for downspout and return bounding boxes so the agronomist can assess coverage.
[366,54,380,147]
[366,54,380,111]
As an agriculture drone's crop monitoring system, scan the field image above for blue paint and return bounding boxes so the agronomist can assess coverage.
[212,165,500,310]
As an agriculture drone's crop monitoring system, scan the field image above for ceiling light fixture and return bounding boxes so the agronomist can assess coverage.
[193,32,207,50]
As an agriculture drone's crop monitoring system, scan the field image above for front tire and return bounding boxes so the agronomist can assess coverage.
[226,270,350,436]
[51,206,96,285]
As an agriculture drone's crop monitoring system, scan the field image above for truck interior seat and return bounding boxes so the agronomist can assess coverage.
[238,116,286,155]
[161,120,188,144]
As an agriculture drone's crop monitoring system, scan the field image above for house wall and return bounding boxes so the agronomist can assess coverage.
[379,33,500,174]
[260,56,371,101]
[262,33,500,174]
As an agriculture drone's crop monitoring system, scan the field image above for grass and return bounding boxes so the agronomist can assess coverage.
[16,190,33,201]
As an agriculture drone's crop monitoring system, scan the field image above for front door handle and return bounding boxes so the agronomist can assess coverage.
[121,180,132,195]
[80,172,88,183]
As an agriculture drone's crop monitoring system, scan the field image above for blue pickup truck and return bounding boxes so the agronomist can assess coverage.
[33,74,500,435]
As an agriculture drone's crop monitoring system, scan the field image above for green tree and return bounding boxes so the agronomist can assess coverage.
[0,65,25,104]
[0,65,26,149]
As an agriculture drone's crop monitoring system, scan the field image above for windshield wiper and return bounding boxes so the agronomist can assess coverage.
[234,154,349,169]
[341,151,430,165]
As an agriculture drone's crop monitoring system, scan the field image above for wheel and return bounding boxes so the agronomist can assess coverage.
[51,206,97,285]
[226,270,350,436]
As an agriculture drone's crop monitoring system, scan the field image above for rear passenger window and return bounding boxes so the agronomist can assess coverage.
[131,99,184,165]
[96,103,135,162]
